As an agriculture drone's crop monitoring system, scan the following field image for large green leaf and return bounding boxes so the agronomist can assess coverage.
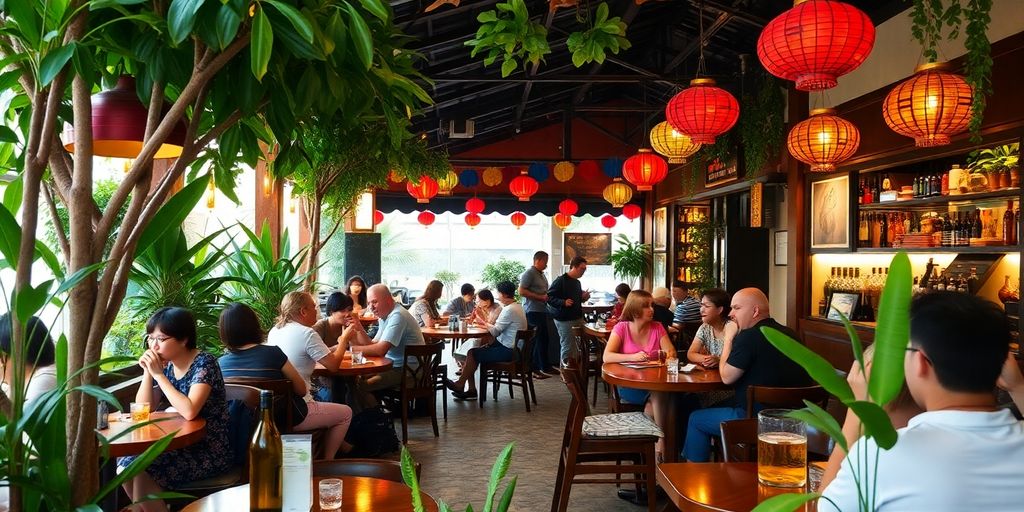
[264,0,314,43]
[483,443,514,512]
[3,172,23,212]
[751,492,821,512]
[167,0,207,45]
[846,399,898,449]
[357,0,390,22]
[400,447,424,511]
[868,252,911,406]
[135,175,209,256]
[345,2,374,70]
[38,43,76,87]
[250,6,274,81]
[214,1,242,50]
[788,401,847,453]
[761,326,854,403]
[0,202,21,266]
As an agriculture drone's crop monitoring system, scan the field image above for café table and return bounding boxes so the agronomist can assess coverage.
[602,363,728,462]
[313,356,394,404]
[583,323,612,342]
[657,462,822,512]
[358,314,379,326]
[420,324,491,353]
[97,411,207,458]
[180,475,440,512]
[582,302,614,315]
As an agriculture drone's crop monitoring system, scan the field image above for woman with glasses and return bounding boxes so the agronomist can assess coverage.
[686,288,737,407]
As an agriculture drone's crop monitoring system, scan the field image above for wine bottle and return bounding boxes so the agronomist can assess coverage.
[250,389,283,512]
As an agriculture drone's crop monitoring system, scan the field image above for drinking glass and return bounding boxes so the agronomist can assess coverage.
[129,402,150,422]
[666,357,679,374]
[757,409,807,487]
[351,350,365,365]
[318,478,343,510]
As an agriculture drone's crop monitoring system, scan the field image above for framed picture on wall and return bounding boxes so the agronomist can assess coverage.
[653,207,667,251]
[810,175,850,249]
[653,253,667,288]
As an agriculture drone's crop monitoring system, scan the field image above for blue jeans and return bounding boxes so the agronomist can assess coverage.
[526,311,552,371]
[682,406,744,462]
[553,318,584,366]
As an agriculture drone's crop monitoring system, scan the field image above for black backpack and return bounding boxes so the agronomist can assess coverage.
[344,407,400,458]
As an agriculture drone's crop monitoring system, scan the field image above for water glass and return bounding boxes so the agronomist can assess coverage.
[351,350,365,365]
[757,409,807,487]
[129,402,150,422]
[666,357,679,374]
[318,478,343,510]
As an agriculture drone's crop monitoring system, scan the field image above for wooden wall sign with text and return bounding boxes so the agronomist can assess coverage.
[563,233,612,265]
[705,158,738,187]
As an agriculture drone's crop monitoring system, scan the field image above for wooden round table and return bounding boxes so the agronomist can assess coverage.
[421,325,491,353]
[583,323,612,341]
[602,362,728,462]
[314,356,394,378]
[180,476,439,512]
[358,315,379,326]
[657,462,819,512]
[97,411,207,458]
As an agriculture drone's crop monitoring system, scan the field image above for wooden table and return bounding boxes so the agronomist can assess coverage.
[421,324,491,353]
[582,303,614,314]
[358,315,379,326]
[602,363,728,462]
[657,462,820,512]
[314,356,394,378]
[97,411,207,458]
[583,323,612,341]
[181,476,439,512]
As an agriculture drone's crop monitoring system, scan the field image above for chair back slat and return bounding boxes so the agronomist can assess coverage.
[746,385,830,418]
[224,377,295,430]
[513,329,535,371]
[313,458,421,482]
[721,418,833,462]
[402,343,444,390]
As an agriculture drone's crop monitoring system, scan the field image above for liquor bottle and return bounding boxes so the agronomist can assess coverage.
[921,258,935,290]
[858,212,870,248]
[887,213,896,245]
[912,175,920,198]
[972,209,983,239]
[931,174,941,196]
[967,268,980,295]
[950,212,959,247]
[871,176,880,202]
[1003,201,1016,245]
[941,171,949,195]
[941,213,952,247]
[250,390,283,512]
[882,173,892,192]
[858,178,865,205]
[959,212,971,247]
[879,213,889,248]
[902,212,911,237]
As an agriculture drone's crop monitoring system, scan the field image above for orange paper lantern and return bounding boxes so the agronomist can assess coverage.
[600,214,617,230]
[787,108,861,172]
[482,167,504,186]
[553,161,576,182]
[665,78,740,145]
[650,122,701,164]
[407,176,439,203]
[558,199,579,216]
[882,61,972,148]
[553,213,572,229]
[437,170,459,196]
[602,178,633,208]
[465,213,481,228]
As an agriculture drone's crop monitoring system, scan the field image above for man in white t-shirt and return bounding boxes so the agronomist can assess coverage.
[821,291,1024,511]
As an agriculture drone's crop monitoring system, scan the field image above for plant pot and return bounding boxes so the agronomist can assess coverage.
[988,173,1001,191]
[1012,167,1020,188]
[999,168,1011,189]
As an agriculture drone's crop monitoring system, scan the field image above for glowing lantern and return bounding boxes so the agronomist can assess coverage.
[417,211,435,227]
[437,170,459,196]
[509,170,539,202]
[577,160,601,180]
[465,213,481,228]
[623,149,669,191]
[600,214,617,230]
[482,167,504,186]
[206,179,216,209]
[602,178,633,208]
[665,78,740,144]
[553,213,572,229]
[373,210,384,226]
[558,199,579,216]
[406,176,439,203]
[650,122,702,164]
[388,170,404,183]
[466,197,486,214]
[510,211,527,229]
[553,161,575,182]
[757,0,875,91]
[622,204,642,221]
[882,62,972,148]
[787,108,861,172]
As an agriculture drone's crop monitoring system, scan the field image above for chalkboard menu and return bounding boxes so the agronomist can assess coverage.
[563,233,612,265]
[705,158,738,187]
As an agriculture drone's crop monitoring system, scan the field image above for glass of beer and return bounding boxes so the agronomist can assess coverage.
[129,402,150,423]
[757,409,807,487]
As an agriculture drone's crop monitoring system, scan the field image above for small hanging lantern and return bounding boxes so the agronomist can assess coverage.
[882,61,972,148]
[558,198,579,216]
[417,211,436,227]
[528,162,550,182]
[437,170,459,196]
[406,176,439,203]
[553,161,576,182]
[622,204,642,222]
[509,170,539,202]
[510,211,527,229]
[577,160,601,180]
[665,78,740,144]
[602,157,624,179]
[465,213,482,229]
[373,210,384,226]
[553,213,572,229]
[206,179,216,210]
[466,197,486,214]
[459,169,480,188]
[623,149,669,191]
[650,122,702,164]
[600,214,617,230]
[482,167,504,186]
[787,108,861,172]
[602,178,633,208]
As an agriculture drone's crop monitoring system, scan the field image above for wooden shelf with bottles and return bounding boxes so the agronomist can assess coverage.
[673,205,710,285]
[859,188,1020,210]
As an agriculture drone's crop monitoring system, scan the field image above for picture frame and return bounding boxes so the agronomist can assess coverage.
[653,252,667,288]
[653,207,667,251]
[774,231,788,266]
[810,175,850,249]
[827,292,860,321]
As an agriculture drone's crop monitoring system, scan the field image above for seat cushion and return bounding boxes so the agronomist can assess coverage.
[175,466,244,492]
[582,412,663,438]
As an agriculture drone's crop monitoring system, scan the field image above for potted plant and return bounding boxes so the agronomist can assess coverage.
[609,234,652,289]
[969,143,1019,190]
[402,443,517,511]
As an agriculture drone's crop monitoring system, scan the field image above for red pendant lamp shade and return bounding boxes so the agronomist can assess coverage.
[558,199,579,216]
[417,211,436,227]
[407,176,439,203]
[787,108,861,172]
[510,211,527,229]
[623,149,669,191]
[64,76,186,159]
[622,204,642,221]
[509,171,539,202]
[665,79,740,145]
[466,197,486,214]
[757,0,875,91]
[553,213,572,229]
[465,213,481,228]
[882,62,973,148]
[373,210,385,226]
[600,214,617,230]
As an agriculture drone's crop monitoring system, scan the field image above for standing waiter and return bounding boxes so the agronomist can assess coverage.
[519,251,558,379]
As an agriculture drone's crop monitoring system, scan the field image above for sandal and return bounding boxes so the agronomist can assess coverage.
[531,371,550,380]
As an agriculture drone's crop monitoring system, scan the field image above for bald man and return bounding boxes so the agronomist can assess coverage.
[681,287,811,462]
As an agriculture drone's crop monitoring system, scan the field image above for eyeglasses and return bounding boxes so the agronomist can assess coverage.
[145,334,172,344]
[905,346,931,363]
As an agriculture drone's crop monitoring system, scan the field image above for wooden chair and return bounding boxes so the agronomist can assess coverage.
[392,342,444,444]
[720,418,833,463]
[223,377,295,430]
[313,458,421,482]
[552,366,658,512]
[607,385,645,414]
[479,329,536,412]
[675,321,703,351]
[571,326,604,406]
[435,361,449,421]
[745,385,831,418]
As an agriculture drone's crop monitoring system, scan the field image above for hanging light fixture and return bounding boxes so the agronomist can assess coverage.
[509,170,539,202]
[650,122,702,164]
[373,210,384,226]
[262,172,273,197]
[602,178,633,208]
[437,170,459,196]
[787,108,861,172]
[622,204,642,222]
[406,176,439,203]
[600,214,617,230]
[757,0,875,91]
[482,167,504,186]
[510,211,527,229]
[63,76,186,159]
[623,149,669,191]
[558,199,579,216]
[417,211,436,227]
[666,79,740,145]
[882,62,973,148]
[465,213,482,229]
[206,179,216,209]
[466,197,486,214]
[553,161,576,182]
[553,213,572,229]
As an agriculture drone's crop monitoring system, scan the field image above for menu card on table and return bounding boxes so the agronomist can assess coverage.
[282,434,313,512]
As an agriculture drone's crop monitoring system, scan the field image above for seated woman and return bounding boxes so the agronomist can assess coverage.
[218,303,352,458]
[0,313,58,410]
[611,282,631,318]
[602,290,677,458]
[346,275,368,315]
[444,283,477,318]
[119,308,232,512]
[453,289,503,370]
[444,281,527,400]
[409,280,444,328]
[686,288,737,406]
[268,292,348,403]
[314,292,355,348]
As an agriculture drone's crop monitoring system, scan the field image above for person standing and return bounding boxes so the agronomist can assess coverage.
[519,251,556,379]
[547,256,591,367]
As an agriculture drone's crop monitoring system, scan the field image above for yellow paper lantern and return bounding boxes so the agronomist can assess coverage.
[882,61,972,147]
[650,121,702,164]
[482,167,504,187]
[553,212,572,229]
[437,170,458,196]
[787,108,861,172]
[553,161,576,182]
[602,178,633,208]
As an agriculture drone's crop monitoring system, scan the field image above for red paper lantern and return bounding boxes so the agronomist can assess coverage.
[577,160,601,180]
[553,213,572,229]
[558,199,579,216]
[510,211,527,229]
[757,0,875,91]
[600,214,617,230]
[417,211,435,227]
[622,149,669,191]
[882,62,973,148]
[466,197,486,214]
[665,78,740,145]
[622,204,642,221]
[787,108,861,172]
[509,170,539,202]
[406,176,439,203]
[373,210,384,226]
[465,213,481,228]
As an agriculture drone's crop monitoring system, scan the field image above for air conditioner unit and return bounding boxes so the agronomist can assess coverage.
[447,119,475,139]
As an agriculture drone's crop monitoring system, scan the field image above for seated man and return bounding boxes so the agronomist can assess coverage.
[682,288,811,462]
[444,281,527,400]
[444,283,476,318]
[821,291,1024,510]
[343,284,425,411]
[671,281,701,329]
[650,287,677,333]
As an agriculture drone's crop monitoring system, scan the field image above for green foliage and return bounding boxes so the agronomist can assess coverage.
[566,3,631,67]
[465,0,551,77]
[101,310,146,371]
[753,253,912,512]
[402,443,517,512]
[480,257,527,290]
[739,72,785,179]
[435,270,461,300]
[968,142,1019,173]
[43,178,126,257]
[608,234,651,287]
[687,217,720,292]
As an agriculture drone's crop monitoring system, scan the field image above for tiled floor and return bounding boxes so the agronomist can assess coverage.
[399,352,662,512]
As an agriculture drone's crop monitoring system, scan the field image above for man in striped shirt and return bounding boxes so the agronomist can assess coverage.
[671,281,701,327]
